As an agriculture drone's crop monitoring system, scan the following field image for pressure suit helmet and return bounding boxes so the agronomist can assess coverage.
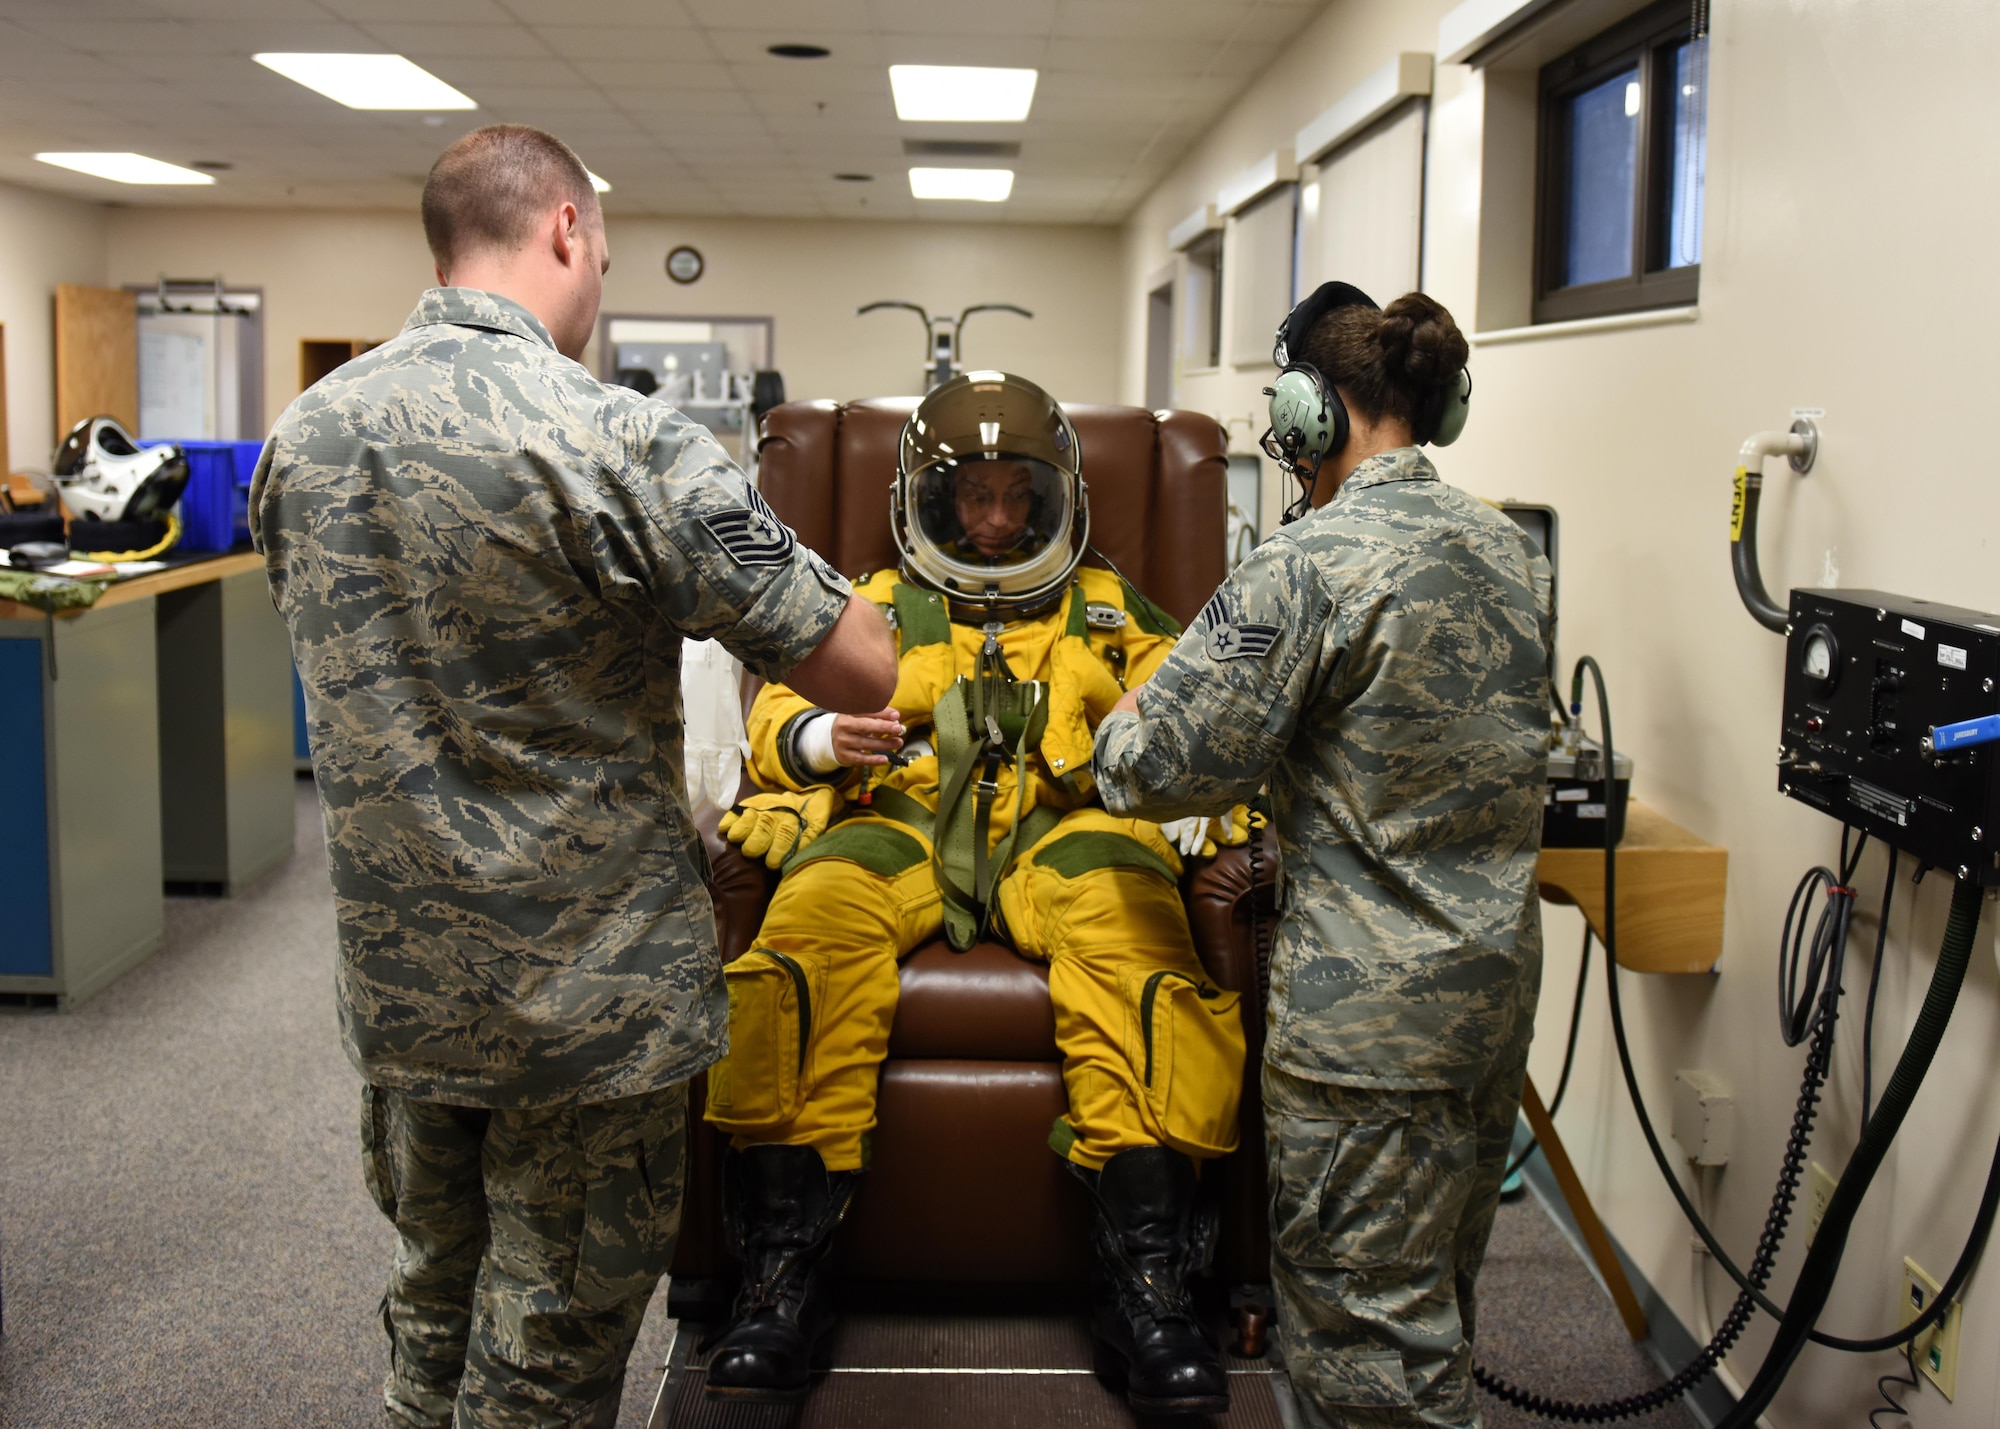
[893,370,1087,622]
[50,415,190,524]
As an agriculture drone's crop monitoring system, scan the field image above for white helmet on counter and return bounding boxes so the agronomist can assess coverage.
[51,415,189,523]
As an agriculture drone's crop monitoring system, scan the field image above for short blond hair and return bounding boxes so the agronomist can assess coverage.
[421,124,598,272]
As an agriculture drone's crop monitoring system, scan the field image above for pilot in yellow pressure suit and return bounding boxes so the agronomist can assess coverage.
[701,372,1248,1415]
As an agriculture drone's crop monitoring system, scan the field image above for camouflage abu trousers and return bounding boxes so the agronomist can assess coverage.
[1264,1056,1527,1429]
[361,1081,689,1428]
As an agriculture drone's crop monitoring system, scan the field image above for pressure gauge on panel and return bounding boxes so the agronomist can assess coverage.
[1799,624,1840,695]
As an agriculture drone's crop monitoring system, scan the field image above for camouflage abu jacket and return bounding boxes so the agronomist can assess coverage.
[253,287,851,1109]
[1093,447,1552,1091]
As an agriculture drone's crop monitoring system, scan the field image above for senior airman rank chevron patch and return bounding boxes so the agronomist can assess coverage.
[1198,590,1280,661]
[701,487,795,565]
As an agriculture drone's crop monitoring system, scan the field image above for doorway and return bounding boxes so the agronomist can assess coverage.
[132,280,265,442]
[598,314,775,464]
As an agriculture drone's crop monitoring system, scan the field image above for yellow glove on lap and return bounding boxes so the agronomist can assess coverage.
[720,787,840,869]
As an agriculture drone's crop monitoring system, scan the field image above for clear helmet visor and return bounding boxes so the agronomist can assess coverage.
[905,455,1078,599]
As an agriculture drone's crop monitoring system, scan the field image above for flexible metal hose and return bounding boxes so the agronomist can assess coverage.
[1730,469,1789,633]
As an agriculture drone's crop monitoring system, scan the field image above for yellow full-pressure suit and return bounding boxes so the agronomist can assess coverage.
[704,566,1247,1173]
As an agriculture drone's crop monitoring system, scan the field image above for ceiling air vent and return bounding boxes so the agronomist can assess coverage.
[900,139,1022,159]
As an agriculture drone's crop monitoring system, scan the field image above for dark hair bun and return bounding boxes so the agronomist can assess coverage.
[1375,293,1469,392]
[1296,287,1469,431]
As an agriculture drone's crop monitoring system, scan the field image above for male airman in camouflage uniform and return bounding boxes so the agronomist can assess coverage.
[1094,444,1552,1428]
[254,125,889,1428]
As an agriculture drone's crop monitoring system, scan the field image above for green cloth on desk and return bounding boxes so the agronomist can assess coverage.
[0,569,109,613]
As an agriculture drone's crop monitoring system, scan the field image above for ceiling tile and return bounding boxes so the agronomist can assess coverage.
[1054,0,1256,42]
[727,60,889,96]
[535,25,716,61]
[15,17,214,52]
[569,59,737,90]
[0,0,160,20]
[180,18,381,49]
[318,0,520,21]
[353,22,551,60]
[498,0,696,24]
[677,0,873,31]
[424,58,590,89]
[1050,35,1241,75]
[611,88,759,118]
[866,0,1059,36]
[144,0,330,18]
[701,30,889,65]
[0,0,1335,225]
[873,34,1050,67]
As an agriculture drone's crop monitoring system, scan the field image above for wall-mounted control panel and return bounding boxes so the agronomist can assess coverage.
[1781,588,2000,882]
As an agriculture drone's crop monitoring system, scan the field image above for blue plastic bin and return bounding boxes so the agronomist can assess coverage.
[139,439,265,552]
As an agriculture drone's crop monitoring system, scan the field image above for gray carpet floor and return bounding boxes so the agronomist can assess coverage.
[1,782,1696,1428]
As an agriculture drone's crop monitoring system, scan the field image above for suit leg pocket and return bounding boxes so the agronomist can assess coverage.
[1270,1105,1412,1274]
[705,949,822,1132]
[1120,967,1245,1159]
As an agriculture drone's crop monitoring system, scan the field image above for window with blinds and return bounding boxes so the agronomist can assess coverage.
[1297,100,1427,309]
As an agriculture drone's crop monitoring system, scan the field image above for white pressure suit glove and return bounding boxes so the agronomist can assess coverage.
[1157,807,1253,858]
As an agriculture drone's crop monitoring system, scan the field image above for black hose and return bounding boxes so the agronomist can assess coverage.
[1731,468,1790,633]
[1869,1346,1918,1429]
[1476,656,1828,1421]
[1777,828,1864,1048]
[1474,660,1989,1421]
[1714,877,1984,1426]
[1812,1105,2000,1353]
[1860,849,1899,1128]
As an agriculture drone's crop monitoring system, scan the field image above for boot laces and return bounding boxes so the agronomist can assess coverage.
[728,1177,857,1321]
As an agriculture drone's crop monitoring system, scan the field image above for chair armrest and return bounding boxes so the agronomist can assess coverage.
[1181,825,1278,1056]
[696,778,777,965]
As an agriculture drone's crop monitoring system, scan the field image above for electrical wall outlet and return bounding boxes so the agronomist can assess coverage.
[1805,1161,1837,1248]
[1900,1257,1961,1401]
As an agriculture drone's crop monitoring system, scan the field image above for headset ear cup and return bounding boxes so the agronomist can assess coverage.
[1267,366,1343,466]
[1430,368,1472,447]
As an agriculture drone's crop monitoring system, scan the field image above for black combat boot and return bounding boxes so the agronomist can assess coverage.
[704,1144,860,1403]
[1076,1146,1230,1415]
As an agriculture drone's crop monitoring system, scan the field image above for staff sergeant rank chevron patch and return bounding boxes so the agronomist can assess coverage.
[701,486,796,565]
[1198,590,1280,661]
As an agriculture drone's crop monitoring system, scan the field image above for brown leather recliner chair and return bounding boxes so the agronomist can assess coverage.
[669,398,1277,1310]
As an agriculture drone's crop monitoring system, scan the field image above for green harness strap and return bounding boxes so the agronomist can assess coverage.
[890,582,952,650]
[931,632,1050,951]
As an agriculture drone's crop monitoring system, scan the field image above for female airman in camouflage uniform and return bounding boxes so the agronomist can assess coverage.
[1095,287,1553,1429]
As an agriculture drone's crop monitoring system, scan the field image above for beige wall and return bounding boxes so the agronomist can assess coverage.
[1118,0,1448,528]
[1121,1,2000,1423]
[101,210,1124,429]
[0,181,109,472]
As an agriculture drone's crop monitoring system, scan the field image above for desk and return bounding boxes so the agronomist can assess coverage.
[0,553,293,1005]
[154,558,295,892]
[1538,800,1728,974]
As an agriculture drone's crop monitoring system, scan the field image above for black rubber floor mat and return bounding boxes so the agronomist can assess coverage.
[656,1315,1283,1429]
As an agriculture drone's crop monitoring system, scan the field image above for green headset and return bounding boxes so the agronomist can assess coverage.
[1262,281,1472,524]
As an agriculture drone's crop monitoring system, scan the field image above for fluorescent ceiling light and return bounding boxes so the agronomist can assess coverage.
[908,167,1014,202]
[254,53,476,110]
[588,170,611,193]
[890,65,1037,122]
[35,152,215,185]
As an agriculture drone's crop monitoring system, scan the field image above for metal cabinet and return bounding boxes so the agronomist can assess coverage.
[0,599,164,1005]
